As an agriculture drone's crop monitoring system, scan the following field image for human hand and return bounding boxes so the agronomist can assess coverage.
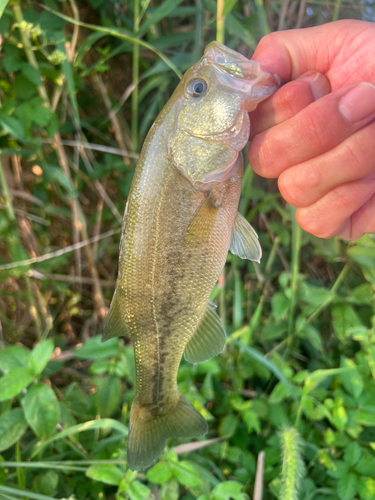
[248,20,375,240]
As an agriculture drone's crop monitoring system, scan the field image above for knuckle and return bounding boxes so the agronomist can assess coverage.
[300,108,333,151]
[278,165,322,207]
[248,133,279,178]
[274,82,312,120]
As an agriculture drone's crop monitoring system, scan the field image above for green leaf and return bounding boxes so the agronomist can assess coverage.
[0,113,25,140]
[21,62,41,86]
[160,479,179,500]
[96,375,121,417]
[86,464,124,485]
[340,357,363,400]
[33,470,59,496]
[29,340,54,376]
[146,461,172,484]
[0,345,31,371]
[271,292,289,321]
[344,442,362,467]
[171,461,201,487]
[0,0,10,19]
[22,383,60,440]
[0,408,28,451]
[355,453,375,476]
[222,0,238,16]
[337,473,357,500]
[332,304,363,341]
[127,480,152,500]
[357,476,375,500]
[74,335,119,359]
[0,367,34,401]
[212,481,248,500]
[43,166,75,196]
[303,367,354,395]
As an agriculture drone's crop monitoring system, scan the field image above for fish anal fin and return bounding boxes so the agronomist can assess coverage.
[230,212,262,263]
[184,300,226,364]
[102,290,129,342]
[127,393,207,471]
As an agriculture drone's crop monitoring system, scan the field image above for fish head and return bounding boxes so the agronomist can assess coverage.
[168,42,281,187]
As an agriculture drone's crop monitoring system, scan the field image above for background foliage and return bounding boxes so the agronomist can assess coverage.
[0,1,375,499]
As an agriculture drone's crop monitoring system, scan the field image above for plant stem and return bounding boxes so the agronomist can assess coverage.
[216,0,225,44]
[0,159,15,221]
[288,207,302,341]
[132,0,140,152]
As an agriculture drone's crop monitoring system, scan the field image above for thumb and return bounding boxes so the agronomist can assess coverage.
[252,20,370,85]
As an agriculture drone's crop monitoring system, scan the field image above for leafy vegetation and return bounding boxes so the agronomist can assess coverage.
[0,1,374,499]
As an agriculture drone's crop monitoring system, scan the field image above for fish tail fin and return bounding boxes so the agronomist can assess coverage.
[127,393,208,471]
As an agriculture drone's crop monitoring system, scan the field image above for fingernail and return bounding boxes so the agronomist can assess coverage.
[339,82,375,123]
[300,71,330,100]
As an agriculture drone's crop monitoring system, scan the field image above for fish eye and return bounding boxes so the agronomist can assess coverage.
[187,78,208,98]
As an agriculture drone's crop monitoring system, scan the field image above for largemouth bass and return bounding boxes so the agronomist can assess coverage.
[103,42,280,471]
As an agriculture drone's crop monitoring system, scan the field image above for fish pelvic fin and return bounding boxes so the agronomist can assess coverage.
[184,300,226,364]
[230,212,262,263]
[127,393,208,471]
[102,290,129,342]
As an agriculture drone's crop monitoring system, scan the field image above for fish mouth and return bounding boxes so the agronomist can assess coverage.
[203,41,281,112]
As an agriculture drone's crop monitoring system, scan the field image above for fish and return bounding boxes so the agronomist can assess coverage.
[103,42,280,471]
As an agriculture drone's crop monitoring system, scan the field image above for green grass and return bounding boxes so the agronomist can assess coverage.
[0,1,374,500]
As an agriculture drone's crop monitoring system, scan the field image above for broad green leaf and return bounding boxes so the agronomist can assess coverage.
[344,442,362,467]
[0,0,9,19]
[0,345,30,371]
[127,480,152,500]
[332,304,363,340]
[218,413,238,437]
[74,335,119,359]
[146,461,172,484]
[299,283,331,306]
[0,113,25,140]
[0,367,34,401]
[86,464,124,485]
[222,0,238,16]
[29,340,54,376]
[357,476,375,500]
[0,408,28,451]
[33,470,59,496]
[271,291,289,321]
[337,473,357,500]
[31,418,128,458]
[23,383,60,440]
[96,375,121,417]
[21,62,41,85]
[212,481,248,500]
[340,357,363,400]
[171,461,201,487]
[355,453,375,475]
[160,479,179,500]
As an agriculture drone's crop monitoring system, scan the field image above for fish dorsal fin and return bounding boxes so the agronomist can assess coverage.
[102,290,130,342]
[184,301,226,363]
[230,212,262,263]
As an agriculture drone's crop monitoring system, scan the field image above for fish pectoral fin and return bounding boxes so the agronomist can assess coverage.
[185,193,220,246]
[184,300,226,364]
[127,393,207,471]
[229,212,262,263]
[102,290,130,342]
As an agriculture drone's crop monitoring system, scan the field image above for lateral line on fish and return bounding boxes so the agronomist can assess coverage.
[150,165,173,404]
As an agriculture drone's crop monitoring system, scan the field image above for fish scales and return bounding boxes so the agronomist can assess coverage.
[103,42,280,470]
